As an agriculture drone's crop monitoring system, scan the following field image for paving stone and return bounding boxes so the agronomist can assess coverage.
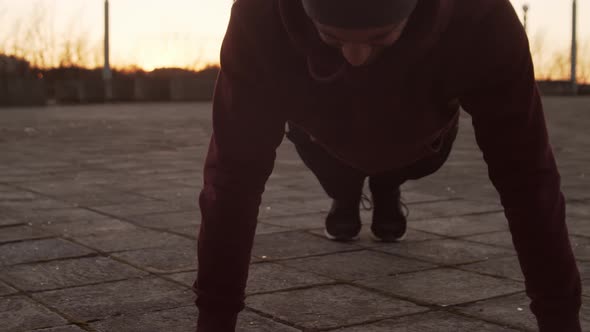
[136,172,198,184]
[53,171,121,185]
[0,204,16,215]
[32,325,87,332]
[247,284,428,330]
[258,199,331,219]
[261,187,326,204]
[100,161,155,170]
[568,202,590,218]
[252,231,360,260]
[237,310,302,331]
[309,226,442,245]
[0,215,21,226]
[401,191,450,203]
[113,243,198,274]
[0,173,68,184]
[0,280,17,296]
[571,236,590,261]
[139,187,199,204]
[23,161,73,169]
[246,262,333,294]
[0,238,95,266]
[564,187,590,201]
[34,277,194,321]
[366,227,443,244]
[357,268,523,306]
[0,225,52,244]
[461,231,514,249]
[168,225,199,238]
[0,296,67,332]
[165,271,197,288]
[410,213,508,237]
[110,180,184,192]
[460,255,524,281]
[0,184,13,191]
[579,261,590,279]
[15,181,103,196]
[568,217,590,238]
[60,192,155,207]
[90,306,198,332]
[18,208,110,225]
[282,250,435,281]
[457,292,590,331]
[91,201,190,217]
[90,306,301,332]
[376,238,513,265]
[0,198,74,211]
[36,217,136,236]
[73,228,194,252]
[0,256,147,291]
[127,210,200,229]
[174,221,288,239]
[263,213,325,230]
[331,311,519,331]
[255,222,291,235]
[406,200,503,220]
[0,190,37,201]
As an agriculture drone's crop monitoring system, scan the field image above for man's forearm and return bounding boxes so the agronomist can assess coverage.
[194,186,262,331]
[499,175,581,330]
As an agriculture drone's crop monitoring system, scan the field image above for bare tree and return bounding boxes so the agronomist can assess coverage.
[58,39,75,67]
[91,40,103,69]
[0,6,8,54]
[0,0,102,69]
[529,31,550,80]
[58,18,91,68]
[74,35,89,67]
[178,33,206,71]
[27,3,51,68]
[546,51,571,81]
[578,40,590,84]
[187,47,206,71]
[527,29,590,82]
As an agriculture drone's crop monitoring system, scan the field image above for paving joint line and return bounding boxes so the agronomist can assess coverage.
[0,278,97,331]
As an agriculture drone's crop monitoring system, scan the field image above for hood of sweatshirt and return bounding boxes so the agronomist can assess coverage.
[278,0,456,82]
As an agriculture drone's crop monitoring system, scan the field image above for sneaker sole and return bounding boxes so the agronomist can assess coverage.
[370,230,407,243]
[324,228,360,242]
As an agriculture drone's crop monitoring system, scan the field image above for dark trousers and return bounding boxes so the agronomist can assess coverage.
[286,123,459,202]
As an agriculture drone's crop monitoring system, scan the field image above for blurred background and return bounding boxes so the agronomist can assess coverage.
[0,0,588,106]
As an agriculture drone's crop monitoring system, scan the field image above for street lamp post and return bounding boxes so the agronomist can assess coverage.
[571,0,578,95]
[522,3,529,34]
[103,0,113,101]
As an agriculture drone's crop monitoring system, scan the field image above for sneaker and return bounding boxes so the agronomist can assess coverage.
[324,199,362,242]
[370,187,408,242]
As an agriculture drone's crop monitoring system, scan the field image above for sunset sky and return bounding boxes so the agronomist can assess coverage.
[0,0,588,73]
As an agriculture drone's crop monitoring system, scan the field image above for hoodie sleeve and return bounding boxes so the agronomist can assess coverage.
[459,1,581,331]
[194,1,286,331]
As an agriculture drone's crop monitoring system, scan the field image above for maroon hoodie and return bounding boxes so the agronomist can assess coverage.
[195,0,582,331]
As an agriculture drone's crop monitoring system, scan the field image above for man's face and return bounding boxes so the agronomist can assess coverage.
[313,20,409,67]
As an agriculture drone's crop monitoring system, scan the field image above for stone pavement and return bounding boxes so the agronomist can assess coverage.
[0,98,588,332]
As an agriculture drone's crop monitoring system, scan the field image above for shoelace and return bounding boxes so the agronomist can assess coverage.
[401,200,410,218]
[361,191,410,218]
[361,193,373,211]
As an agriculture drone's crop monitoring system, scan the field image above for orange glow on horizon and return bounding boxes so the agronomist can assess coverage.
[0,0,588,81]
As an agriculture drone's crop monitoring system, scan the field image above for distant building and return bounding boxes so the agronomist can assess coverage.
[0,55,32,78]
[0,55,46,106]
